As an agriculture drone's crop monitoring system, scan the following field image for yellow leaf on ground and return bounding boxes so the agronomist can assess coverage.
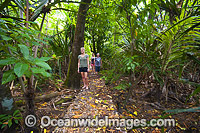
[110,107,115,110]
[96,127,102,131]
[134,111,137,116]
[41,102,47,106]
[90,104,96,108]
[95,99,99,104]
[73,114,82,118]
[129,114,134,118]
[81,97,86,100]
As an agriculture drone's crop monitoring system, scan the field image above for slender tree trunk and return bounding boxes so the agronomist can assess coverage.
[92,34,96,55]
[127,13,134,55]
[67,0,92,89]
[96,37,101,53]
[24,1,39,132]
[39,12,47,58]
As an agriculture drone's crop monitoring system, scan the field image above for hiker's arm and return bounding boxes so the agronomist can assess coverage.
[78,58,80,73]
[87,56,90,71]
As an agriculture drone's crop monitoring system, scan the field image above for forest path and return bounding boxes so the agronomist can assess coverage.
[53,73,127,133]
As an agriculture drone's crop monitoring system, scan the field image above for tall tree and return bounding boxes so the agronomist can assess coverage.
[66,0,92,89]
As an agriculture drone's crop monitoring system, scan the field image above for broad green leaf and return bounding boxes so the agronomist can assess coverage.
[34,61,51,70]
[35,57,51,62]
[13,117,22,119]
[13,114,21,117]
[14,120,18,124]
[1,124,6,129]
[31,67,44,73]
[8,119,12,128]
[0,114,7,119]
[14,62,29,77]
[40,71,51,77]
[18,44,29,59]
[13,110,20,116]
[0,58,16,66]
[27,56,35,62]
[1,35,12,40]
[24,70,32,78]
[131,64,136,70]
[31,68,51,77]
[32,41,41,46]
[2,70,15,84]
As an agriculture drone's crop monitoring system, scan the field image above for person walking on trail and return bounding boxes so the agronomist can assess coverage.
[90,53,95,74]
[78,47,90,89]
[95,53,102,74]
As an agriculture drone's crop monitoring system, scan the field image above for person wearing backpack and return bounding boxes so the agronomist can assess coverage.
[78,47,90,89]
[95,53,102,74]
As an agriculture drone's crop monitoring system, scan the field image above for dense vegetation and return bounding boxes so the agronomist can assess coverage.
[0,0,199,132]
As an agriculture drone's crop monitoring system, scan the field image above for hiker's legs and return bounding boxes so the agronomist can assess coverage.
[84,72,88,89]
[81,72,86,87]
[95,66,98,74]
[92,65,95,73]
[95,66,100,74]
[91,64,94,74]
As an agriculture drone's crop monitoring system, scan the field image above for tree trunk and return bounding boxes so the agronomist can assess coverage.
[67,0,92,89]
[92,34,96,55]
[24,78,38,133]
[24,1,39,132]
[0,69,18,133]
[15,91,74,106]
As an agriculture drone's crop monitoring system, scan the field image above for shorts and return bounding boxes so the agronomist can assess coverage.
[95,66,100,72]
[79,67,88,72]
[91,63,94,66]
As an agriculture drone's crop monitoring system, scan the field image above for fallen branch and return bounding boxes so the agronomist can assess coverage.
[15,90,74,106]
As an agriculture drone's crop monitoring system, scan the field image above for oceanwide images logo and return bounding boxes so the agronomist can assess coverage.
[25,115,176,129]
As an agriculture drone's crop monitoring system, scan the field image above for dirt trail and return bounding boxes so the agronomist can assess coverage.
[53,73,127,133]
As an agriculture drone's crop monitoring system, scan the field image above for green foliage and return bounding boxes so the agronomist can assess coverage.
[97,0,200,103]
[164,106,200,115]
[0,18,52,84]
[0,110,22,129]
[121,56,139,73]
[179,78,200,103]
[2,70,16,84]
[49,20,75,57]
[101,69,115,84]
[113,83,129,90]
[18,44,29,59]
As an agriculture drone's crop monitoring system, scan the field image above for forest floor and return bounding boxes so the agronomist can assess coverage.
[13,71,200,133]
